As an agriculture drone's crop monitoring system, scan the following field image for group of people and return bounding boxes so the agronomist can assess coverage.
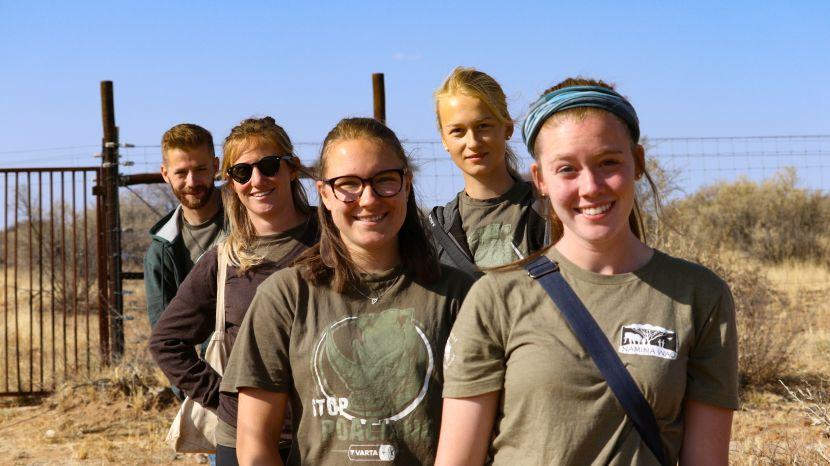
[146,68,738,466]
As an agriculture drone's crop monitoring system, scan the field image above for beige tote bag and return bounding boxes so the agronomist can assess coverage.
[165,243,230,453]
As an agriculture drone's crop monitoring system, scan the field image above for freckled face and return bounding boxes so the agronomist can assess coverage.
[531,113,642,250]
[318,138,411,258]
[438,94,513,180]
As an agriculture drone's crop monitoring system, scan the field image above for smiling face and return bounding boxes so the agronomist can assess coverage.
[438,94,513,184]
[531,112,644,253]
[230,142,298,233]
[161,144,218,210]
[318,138,411,263]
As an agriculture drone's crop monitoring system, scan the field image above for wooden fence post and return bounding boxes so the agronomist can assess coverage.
[372,73,386,124]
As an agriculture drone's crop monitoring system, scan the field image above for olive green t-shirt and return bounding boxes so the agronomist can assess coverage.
[221,264,474,465]
[457,180,538,267]
[443,248,739,466]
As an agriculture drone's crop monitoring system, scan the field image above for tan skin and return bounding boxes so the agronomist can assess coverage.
[160,145,221,225]
[229,146,306,235]
[435,113,733,466]
[438,94,515,200]
[236,138,412,465]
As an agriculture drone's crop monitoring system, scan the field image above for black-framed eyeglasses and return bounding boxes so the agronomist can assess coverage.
[323,168,407,203]
[226,155,292,184]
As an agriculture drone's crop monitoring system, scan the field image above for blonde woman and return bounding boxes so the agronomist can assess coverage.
[150,117,318,465]
[430,67,547,276]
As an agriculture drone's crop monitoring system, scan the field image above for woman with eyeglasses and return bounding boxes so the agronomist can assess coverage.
[150,117,319,466]
[430,67,548,277]
[220,117,475,465]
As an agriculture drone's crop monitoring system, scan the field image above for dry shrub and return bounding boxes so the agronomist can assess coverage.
[737,438,830,465]
[667,168,830,264]
[781,379,830,438]
[51,357,175,415]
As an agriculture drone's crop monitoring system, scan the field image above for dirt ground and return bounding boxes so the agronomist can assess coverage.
[1,264,829,465]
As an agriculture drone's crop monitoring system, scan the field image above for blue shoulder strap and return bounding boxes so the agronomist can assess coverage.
[525,255,668,466]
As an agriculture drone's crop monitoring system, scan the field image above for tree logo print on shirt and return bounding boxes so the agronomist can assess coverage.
[311,308,434,423]
[467,223,517,267]
[618,323,678,360]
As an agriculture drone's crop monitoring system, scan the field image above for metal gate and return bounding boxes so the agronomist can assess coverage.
[0,167,109,396]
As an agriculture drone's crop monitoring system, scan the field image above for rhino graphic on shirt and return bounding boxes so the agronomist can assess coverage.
[468,223,517,267]
[315,308,431,420]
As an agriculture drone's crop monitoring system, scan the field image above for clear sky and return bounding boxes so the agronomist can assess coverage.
[1,1,828,197]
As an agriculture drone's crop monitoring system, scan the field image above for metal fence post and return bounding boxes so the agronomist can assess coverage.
[100,81,124,361]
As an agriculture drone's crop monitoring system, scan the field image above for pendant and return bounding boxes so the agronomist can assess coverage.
[371,298,378,304]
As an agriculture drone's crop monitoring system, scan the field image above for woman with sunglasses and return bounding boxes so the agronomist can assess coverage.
[150,117,319,466]
[435,79,738,465]
[430,67,548,277]
[220,117,474,465]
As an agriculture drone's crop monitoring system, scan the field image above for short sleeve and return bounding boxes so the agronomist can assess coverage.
[686,281,740,410]
[442,276,508,398]
[220,272,296,395]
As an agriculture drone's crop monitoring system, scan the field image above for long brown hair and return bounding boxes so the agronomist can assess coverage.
[296,117,440,292]
[220,116,311,273]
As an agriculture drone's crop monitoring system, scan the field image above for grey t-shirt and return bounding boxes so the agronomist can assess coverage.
[181,208,224,266]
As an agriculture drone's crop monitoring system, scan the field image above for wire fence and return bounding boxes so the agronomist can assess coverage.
[0,135,828,208]
[0,136,828,285]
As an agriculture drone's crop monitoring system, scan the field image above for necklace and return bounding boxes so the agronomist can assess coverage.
[183,223,212,255]
[353,277,398,305]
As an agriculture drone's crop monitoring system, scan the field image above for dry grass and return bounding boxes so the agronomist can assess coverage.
[0,280,207,465]
[727,260,830,465]
[0,270,101,395]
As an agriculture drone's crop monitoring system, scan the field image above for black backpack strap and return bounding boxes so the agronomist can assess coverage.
[428,206,482,279]
[524,256,668,466]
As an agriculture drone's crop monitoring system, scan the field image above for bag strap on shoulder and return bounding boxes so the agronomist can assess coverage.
[428,206,482,279]
[214,243,228,335]
[524,255,668,466]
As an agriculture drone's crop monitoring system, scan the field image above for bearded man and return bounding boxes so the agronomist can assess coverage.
[144,123,225,329]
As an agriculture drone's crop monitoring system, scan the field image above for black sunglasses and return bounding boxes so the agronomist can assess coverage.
[226,155,292,184]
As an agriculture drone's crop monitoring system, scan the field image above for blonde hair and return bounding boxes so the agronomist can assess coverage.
[220,116,311,273]
[434,66,520,178]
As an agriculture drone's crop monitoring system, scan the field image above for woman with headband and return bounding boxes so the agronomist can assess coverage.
[435,79,738,465]
[430,67,547,277]
[150,117,319,465]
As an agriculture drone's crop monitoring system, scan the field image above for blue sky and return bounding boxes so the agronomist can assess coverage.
[1,1,828,198]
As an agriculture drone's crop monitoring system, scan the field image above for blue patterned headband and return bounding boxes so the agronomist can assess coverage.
[521,85,640,156]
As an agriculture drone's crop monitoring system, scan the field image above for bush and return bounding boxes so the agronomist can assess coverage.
[665,168,830,264]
